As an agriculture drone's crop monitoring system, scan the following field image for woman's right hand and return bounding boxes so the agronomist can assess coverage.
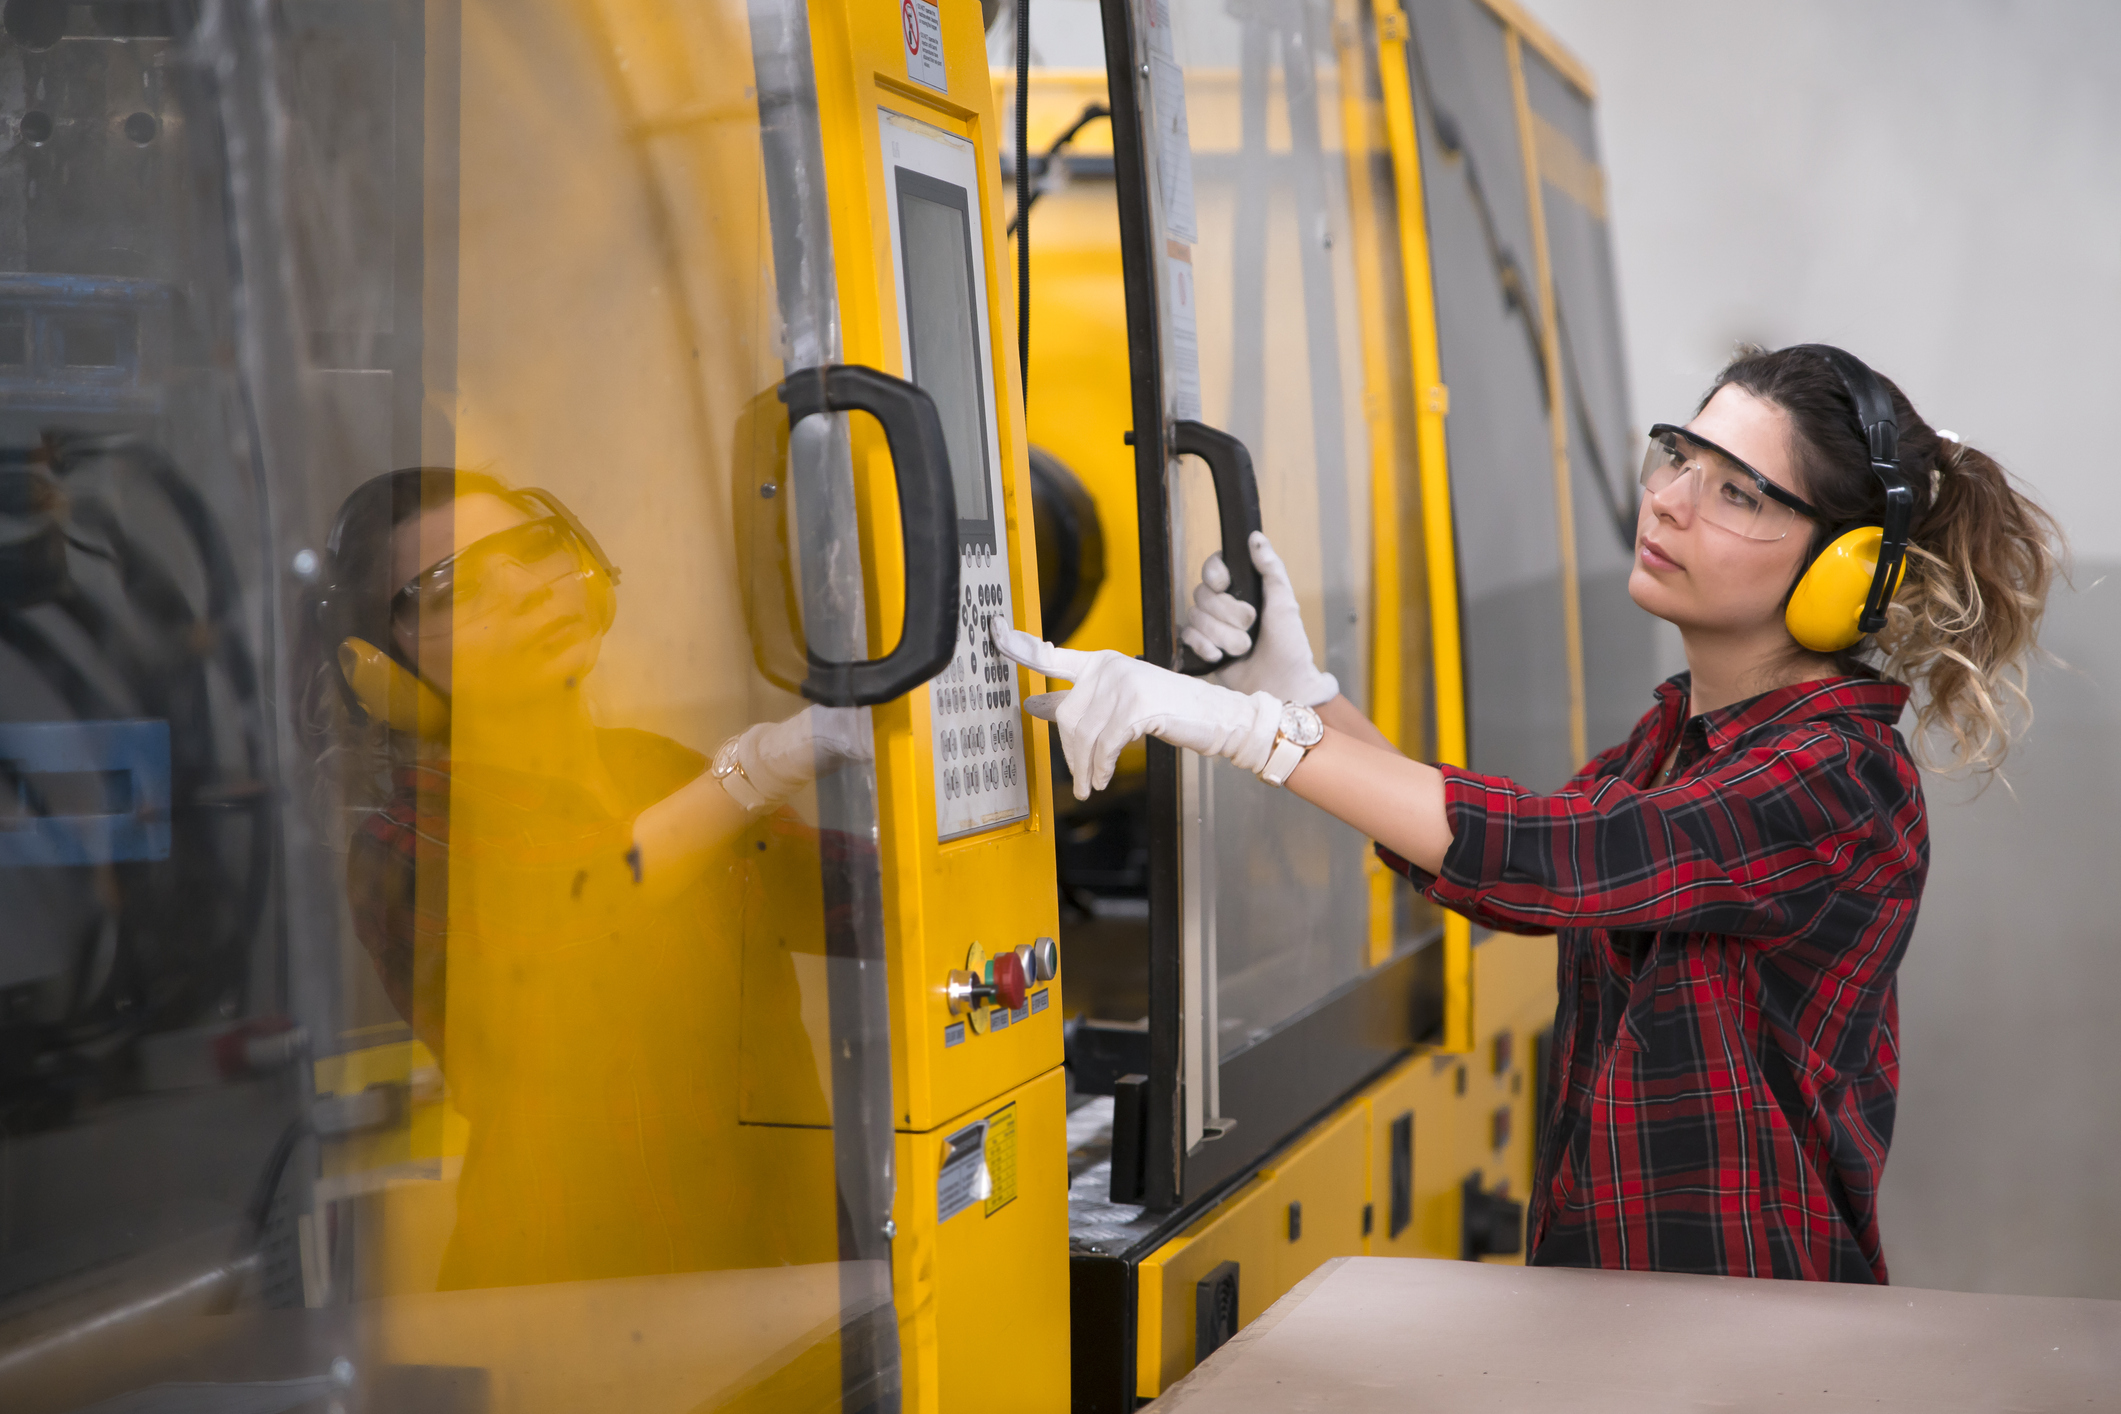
[1181,531,1340,707]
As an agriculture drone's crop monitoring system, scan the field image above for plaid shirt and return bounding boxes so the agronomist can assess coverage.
[1381,673,1924,1282]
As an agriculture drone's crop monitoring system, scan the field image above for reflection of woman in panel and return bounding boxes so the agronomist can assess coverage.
[314,468,854,1286]
[999,345,2059,1282]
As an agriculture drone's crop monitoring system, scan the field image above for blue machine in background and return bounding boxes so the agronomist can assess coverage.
[0,719,172,868]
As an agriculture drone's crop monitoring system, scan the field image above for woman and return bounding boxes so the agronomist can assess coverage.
[996,344,2058,1282]
[316,467,863,1286]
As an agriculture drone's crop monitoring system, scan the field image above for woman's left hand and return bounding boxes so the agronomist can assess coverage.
[991,621,1282,800]
[720,705,873,810]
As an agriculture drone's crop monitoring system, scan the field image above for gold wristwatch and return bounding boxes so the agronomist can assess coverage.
[1258,702,1324,787]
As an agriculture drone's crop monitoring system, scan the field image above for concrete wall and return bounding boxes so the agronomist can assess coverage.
[1515,0,2121,1297]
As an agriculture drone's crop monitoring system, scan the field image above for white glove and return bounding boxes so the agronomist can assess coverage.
[719,705,873,809]
[991,620,1281,801]
[1180,531,1339,707]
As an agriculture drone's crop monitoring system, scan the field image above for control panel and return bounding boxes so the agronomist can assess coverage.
[876,107,1032,842]
[947,936,1061,1041]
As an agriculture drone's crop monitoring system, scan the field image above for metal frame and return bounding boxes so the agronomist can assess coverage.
[1374,0,1474,1050]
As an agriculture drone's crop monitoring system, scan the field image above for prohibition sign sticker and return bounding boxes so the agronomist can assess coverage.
[903,0,947,92]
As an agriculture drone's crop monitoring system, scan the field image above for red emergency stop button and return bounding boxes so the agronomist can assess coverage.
[992,950,1028,1011]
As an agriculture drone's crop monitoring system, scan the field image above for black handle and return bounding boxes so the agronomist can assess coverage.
[1171,419,1263,676]
[779,364,961,707]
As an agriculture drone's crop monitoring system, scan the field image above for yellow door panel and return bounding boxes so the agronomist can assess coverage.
[1466,933,1559,1261]
[895,1067,1073,1414]
[804,0,1064,1137]
[1135,1103,1369,1398]
[1358,1050,1473,1262]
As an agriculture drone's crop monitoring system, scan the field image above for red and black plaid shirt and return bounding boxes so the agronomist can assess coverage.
[1381,673,1924,1282]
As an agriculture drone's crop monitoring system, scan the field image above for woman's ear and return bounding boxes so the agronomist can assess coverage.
[338,637,451,740]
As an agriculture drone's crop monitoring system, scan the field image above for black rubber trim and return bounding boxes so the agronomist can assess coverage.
[1070,1249,1139,1412]
[1099,0,1185,1211]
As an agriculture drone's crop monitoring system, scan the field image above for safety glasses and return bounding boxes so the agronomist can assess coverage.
[393,515,592,634]
[1639,424,1824,541]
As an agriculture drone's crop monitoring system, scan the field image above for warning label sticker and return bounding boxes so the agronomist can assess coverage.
[902,0,947,93]
[937,1118,990,1222]
[984,1104,1018,1216]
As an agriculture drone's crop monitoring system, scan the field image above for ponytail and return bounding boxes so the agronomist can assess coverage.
[1874,433,2061,774]
[1710,347,2063,775]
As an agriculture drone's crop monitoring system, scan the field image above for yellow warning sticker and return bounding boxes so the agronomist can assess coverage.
[983,1103,1017,1217]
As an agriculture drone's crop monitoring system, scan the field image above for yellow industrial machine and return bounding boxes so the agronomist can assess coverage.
[0,0,1635,1408]
[2,0,1064,1410]
[994,0,1644,1403]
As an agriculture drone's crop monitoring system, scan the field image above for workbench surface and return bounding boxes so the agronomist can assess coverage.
[1156,1256,2120,1411]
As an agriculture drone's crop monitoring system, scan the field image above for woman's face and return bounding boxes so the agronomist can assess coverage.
[1627,385,1817,641]
[390,491,606,701]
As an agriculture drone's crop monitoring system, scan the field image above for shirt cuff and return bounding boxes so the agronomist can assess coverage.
[1371,765,1514,910]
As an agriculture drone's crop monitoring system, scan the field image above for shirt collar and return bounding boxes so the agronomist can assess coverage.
[1655,671,1910,752]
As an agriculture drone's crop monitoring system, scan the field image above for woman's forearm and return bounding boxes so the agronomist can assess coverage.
[628,771,753,907]
[1316,693,1399,754]
[1283,726,1453,875]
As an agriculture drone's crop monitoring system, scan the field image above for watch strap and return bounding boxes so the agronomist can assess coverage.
[1259,734,1308,787]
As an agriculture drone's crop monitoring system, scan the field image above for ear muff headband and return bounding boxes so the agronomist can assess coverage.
[1781,345,1917,653]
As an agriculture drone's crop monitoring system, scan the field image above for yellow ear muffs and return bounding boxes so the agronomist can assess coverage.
[1785,525,1907,653]
[338,637,452,740]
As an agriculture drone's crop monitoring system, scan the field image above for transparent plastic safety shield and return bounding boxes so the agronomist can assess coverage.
[1108,0,1381,1192]
[0,2,899,1410]
[1398,0,1577,793]
[1516,42,1659,753]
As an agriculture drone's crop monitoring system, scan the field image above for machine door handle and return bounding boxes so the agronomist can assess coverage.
[778,363,961,707]
[1171,419,1263,676]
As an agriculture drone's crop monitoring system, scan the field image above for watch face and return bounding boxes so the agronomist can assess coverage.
[1280,702,1324,748]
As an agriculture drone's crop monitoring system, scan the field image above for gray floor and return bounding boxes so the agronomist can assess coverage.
[1879,562,2121,1297]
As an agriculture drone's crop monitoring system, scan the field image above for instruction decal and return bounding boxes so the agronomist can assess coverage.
[903,0,947,93]
[984,1104,1018,1216]
[1166,241,1202,422]
[937,1118,991,1222]
[1150,54,1198,243]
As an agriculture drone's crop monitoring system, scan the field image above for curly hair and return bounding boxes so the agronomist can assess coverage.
[1709,346,2063,775]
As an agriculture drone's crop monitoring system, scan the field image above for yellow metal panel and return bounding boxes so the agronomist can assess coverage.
[1331,0,1419,971]
[895,1067,1073,1414]
[1357,1049,1473,1261]
[1466,932,1560,1261]
[1135,1103,1369,1398]
[1373,0,1473,1050]
[805,0,1065,1134]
